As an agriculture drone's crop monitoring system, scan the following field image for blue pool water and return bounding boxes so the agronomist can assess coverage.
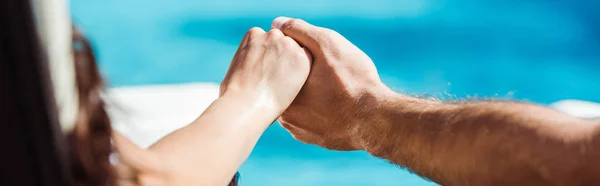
[71,0,599,185]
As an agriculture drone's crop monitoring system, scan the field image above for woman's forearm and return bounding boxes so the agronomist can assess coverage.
[113,25,311,185]
[358,93,600,186]
[147,94,277,186]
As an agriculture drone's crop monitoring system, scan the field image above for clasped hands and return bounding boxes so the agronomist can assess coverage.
[220,16,395,151]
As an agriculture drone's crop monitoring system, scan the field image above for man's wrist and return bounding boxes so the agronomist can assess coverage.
[352,85,438,152]
[348,84,403,150]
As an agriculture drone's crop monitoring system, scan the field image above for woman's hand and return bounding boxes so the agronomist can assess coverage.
[122,27,312,186]
[220,27,312,118]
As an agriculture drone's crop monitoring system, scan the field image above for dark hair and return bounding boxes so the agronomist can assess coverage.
[67,27,239,186]
[67,27,114,186]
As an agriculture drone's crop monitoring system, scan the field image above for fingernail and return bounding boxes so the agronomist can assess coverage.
[272,16,292,29]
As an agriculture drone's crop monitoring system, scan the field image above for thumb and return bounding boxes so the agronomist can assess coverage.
[272,16,327,57]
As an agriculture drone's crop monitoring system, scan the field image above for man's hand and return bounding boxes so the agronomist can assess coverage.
[272,17,391,150]
[273,17,600,185]
[220,27,312,117]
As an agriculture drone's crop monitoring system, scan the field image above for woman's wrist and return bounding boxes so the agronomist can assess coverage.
[217,91,282,126]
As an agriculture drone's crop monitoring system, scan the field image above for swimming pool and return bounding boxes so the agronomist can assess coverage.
[71,0,600,185]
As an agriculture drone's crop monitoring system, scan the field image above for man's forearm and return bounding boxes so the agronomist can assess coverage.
[357,92,600,185]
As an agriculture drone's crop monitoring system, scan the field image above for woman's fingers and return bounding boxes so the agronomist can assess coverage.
[246,27,266,43]
[303,47,313,65]
[222,27,267,96]
[222,25,311,112]
[235,30,250,52]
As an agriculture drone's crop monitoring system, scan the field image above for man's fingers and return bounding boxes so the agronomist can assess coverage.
[279,120,318,145]
[272,17,325,56]
[271,17,292,30]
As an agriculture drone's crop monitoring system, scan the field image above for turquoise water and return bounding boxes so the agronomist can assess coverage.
[71,0,599,185]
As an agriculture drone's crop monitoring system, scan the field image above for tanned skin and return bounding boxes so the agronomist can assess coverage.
[273,17,600,186]
[361,95,600,185]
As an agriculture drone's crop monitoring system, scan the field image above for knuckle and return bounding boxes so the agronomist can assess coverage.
[244,39,263,49]
[280,18,302,32]
[281,36,298,46]
[247,27,264,36]
[266,29,283,38]
[293,49,308,60]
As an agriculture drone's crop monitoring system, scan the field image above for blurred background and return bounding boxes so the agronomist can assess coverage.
[71,0,600,185]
